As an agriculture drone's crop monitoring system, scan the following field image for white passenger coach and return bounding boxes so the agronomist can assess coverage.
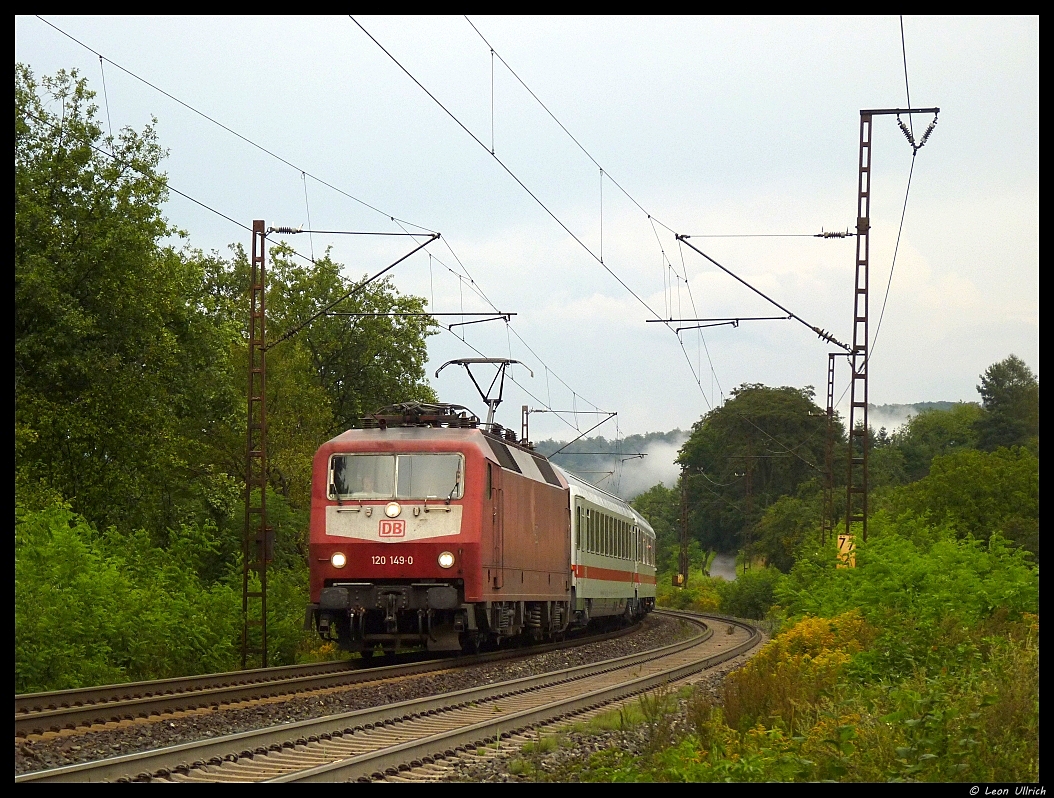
[555,466,657,622]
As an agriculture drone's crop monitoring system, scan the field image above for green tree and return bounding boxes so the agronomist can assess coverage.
[886,403,984,483]
[678,384,838,554]
[632,482,681,573]
[15,65,444,687]
[15,64,242,536]
[974,355,1039,451]
[265,246,438,435]
[203,244,441,510]
[880,447,1039,558]
[752,486,823,572]
[715,566,782,619]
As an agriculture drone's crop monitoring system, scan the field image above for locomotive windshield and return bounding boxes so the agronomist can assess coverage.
[330,453,464,500]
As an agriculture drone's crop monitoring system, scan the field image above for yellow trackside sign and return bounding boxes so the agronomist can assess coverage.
[837,534,856,568]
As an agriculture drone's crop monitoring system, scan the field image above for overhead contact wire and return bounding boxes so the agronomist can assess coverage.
[21,108,316,266]
[351,16,665,323]
[37,15,611,441]
[464,15,679,236]
[35,15,437,235]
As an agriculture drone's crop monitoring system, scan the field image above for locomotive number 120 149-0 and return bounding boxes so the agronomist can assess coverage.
[372,555,413,565]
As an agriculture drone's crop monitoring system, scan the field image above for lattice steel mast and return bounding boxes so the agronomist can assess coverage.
[846,108,938,543]
[243,220,270,668]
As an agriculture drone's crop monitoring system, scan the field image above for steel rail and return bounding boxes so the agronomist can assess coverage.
[16,660,355,718]
[17,612,755,783]
[280,612,758,783]
[13,622,640,741]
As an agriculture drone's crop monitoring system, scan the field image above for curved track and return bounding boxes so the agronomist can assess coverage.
[16,612,761,783]
[15,623,640,739]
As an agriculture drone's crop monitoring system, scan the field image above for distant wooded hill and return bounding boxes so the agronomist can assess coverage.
[533,403,980,493]
[869,401,980,432]
[533,430,687,497]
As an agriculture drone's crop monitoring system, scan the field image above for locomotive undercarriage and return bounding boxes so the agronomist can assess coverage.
[310,582,577,653]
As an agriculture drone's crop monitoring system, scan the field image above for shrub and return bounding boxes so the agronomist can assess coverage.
[15,503,241,692]
[655,569,721,613]
[715,566,782,619]
[722,611,874,733]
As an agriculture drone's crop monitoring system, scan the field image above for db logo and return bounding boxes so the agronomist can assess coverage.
[379,520,406,538]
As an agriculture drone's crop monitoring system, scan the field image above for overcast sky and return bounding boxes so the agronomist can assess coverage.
[16,15,1038,448]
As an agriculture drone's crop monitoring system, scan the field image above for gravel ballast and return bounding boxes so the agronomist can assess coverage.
[434,629,767,783]
[15,613,695,776]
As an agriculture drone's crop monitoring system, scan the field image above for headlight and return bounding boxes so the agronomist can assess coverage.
[385,501,402,518]
[331,552,347,568]
[438,551,455,569]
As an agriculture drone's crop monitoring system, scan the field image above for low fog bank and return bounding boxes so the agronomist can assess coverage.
[534,430,688,500]
[868,401,972,435]
[536,400,968,501]
[614,435,688,499]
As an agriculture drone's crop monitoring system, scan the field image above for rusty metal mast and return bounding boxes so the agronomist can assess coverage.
[238,227,441,668]
[846,108,938,543]
[678,466,689,586]
[822,352,837,545]
[243,220,270,668]
[846,113,873,544]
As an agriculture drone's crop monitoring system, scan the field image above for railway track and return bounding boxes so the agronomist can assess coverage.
[16,611,760,783]
[15,622,640,739]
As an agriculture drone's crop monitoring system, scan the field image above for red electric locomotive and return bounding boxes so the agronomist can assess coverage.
[305,402,574,653]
